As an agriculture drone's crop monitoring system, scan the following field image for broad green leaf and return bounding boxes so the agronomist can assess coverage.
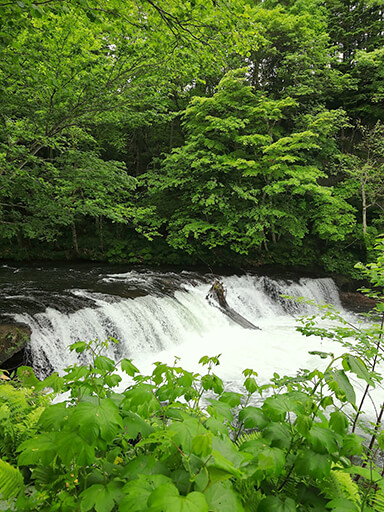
[122,455,170,479]
[257,447,285,477]
[168,418,204,453]
[329,410,349,435]
[94,355,115,372]
[18,433,57,466]
[258,496,296,512]
[238,406,268,429]
[326,370,356,404]
[325,498,360,511]
[341,435,363,457]
[307,425,339,454]
[192,433,212,458]
[70,398,122,442]
[121,359,139,376]
[148,486,209,512]
[70,341,87,353]
[263,392,310,420]
[263,422,291,449]
[120,474,172,512]
[121,411,154,439]
[80,484,115,512]
[204,481,245,512]
[57,432,95,466]
[295,415,312,436]
[38,402,71,430]
[205,417,229,436]
[16,366,39,388]
[219,392,242,407]
[295,449,331,479]
[207,399,233,422]
[342,355,375,386]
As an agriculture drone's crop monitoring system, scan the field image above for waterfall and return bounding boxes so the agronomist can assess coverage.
[10,270,348,383]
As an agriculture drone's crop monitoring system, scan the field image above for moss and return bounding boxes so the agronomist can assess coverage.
[0,324,31,365]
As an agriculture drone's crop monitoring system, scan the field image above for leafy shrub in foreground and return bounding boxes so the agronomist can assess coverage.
[0,335,383,512]
[1,239,384,511]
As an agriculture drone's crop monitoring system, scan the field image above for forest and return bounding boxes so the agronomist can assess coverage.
[0,0,383,275]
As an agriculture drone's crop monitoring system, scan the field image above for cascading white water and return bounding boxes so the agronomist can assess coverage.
[14,272,349,387]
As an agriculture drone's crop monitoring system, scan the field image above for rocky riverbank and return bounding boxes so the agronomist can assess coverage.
[0,322,31,368]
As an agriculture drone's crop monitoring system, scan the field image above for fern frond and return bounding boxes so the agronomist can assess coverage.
[0,458,24,500]
[235,430,262,448]
[370,490,384,512]
[233,477,262,512]
[322,468,361,509]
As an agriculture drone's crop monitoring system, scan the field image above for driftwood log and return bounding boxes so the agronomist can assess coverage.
[206,280,261,330]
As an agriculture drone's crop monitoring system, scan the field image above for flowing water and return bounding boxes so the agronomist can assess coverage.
[1,263,383,442]
[1,264,354,385]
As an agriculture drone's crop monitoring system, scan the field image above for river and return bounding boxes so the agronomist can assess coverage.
[0,264,359,388]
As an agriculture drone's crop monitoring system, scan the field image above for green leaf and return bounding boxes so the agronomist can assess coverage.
[309,351,333,359]
[238,407,268,429]
[342,355,375,386]
[263,422,291,449]
[70,341,87,353]
[192,433,212,458]
[219,392,242,407]
[295,415,312,437]
[207,399,233,422]
[122,455,170,480]
[258,496,296,512]
[94,355,115,372]
[57,432,95,466]
[18,433,57,466]
[326,370,356,404]
[16,366,39,388]
[148,486,209,512]
[325,498,360,511]
[201,374,224,394]
[263,392,310,420]
[121,359,139,376]
[257,447,286,477]
[307,425,339,454]
[204,481,245,512]
[70,398,122,442]
[80,484,115,512]
[120,474,172,512]
[38,402,70,430]
[122,411,154,439]
[341,434,363,457]
[295,449,331,479]
[329,410,349,435]
[168,417,204,452]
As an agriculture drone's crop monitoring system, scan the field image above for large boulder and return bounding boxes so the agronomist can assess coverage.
[0,323,31,366]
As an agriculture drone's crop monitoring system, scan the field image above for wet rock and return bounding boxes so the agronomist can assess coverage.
[339,291,377,313]
[0,323,31,366]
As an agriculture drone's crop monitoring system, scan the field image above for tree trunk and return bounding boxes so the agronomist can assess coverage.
[362,181,367,236]
[72,221,79,256]
[99,216,104,254]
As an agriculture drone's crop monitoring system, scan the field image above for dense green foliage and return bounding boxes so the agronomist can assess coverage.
[1,246,384,511]
[0,0,383,272]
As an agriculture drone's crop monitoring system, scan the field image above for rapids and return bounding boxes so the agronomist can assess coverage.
[1,265,351,385]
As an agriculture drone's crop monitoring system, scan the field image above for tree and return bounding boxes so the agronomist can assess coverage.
[145,69,355,259]
[341,122,384,237]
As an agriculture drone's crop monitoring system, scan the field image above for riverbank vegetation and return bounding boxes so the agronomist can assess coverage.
[0,0,383,275]
[1,245,384,511]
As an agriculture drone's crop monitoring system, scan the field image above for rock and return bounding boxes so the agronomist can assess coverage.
[0,323,31,366]
[339,291,377,312]
[206,280,261,330]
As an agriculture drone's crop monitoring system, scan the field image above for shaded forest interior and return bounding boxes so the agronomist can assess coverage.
[0,0,383,276]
